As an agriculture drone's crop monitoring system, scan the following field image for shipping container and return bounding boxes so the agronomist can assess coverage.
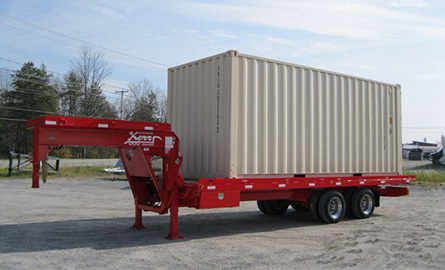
[168,50,402,179]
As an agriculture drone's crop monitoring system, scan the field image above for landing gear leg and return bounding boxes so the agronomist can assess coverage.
[165,187,183,240]
[132,204,145,230]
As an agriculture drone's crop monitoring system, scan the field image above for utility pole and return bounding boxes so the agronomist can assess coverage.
[115,89,128,120]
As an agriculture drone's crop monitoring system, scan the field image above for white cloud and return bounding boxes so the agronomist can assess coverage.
[175,0,445,41]
[293,42,343,57]
[210,30,235,39]
[265,37,296,46]
[387,0,430,8]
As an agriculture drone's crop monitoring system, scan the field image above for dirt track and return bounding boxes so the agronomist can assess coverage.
[0,178,444,270]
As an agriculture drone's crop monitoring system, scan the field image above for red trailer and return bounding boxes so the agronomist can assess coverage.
[27,115,415,240]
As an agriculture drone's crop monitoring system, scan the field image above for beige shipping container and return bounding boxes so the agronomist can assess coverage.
[167,50,402,179]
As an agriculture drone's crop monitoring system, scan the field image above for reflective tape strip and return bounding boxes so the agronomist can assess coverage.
[245,185,253,189]
[45,120,57,125]
[98,124,109,128]
[144,126,154,130]
[279,184,286,188]
[336,182,341,186]
[309,183,315,187]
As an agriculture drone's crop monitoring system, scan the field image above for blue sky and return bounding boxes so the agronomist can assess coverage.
[0,0,444,143]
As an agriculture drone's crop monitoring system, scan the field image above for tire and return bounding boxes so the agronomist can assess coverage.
[291,203,309,212]
[309,190,323,221]
[432,159,440,165]
[262,200,288,215]
[351,189,375,219]
[317,190,346,223]
[257,200,267,214]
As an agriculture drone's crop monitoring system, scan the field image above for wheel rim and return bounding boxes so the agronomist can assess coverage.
[328,197,343,220]
[360,194,373,215]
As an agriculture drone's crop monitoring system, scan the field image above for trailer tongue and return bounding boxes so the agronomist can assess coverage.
[27,115,415,240]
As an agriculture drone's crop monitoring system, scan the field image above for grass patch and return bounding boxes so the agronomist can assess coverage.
[404,170,445,186]
[0,166,109,179]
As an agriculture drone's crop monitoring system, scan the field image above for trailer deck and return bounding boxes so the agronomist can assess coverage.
[27,116,415,239]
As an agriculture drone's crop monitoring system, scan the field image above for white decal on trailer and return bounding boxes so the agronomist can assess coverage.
[124,131,162,146]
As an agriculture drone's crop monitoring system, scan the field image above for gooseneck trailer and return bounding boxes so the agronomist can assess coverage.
[27,51,415,239]
[27,116,413,240]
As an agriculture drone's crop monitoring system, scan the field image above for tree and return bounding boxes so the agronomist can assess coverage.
[79,82,117,118]
[59,71,83,116]
[70,45,116,119]
[157,91,167,123]
[69,46,118,158]
[3,62,58,118]
[0,69,13,94]
[126,79,165,122]
[71,45,113,95]
[0,62,58,156]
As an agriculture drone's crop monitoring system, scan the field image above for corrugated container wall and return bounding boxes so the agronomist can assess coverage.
[168,50,402,179]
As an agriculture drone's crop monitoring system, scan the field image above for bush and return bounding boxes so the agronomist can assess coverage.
[53,147,72,158]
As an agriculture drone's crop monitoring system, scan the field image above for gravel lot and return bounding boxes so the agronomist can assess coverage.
[0,178,444,270]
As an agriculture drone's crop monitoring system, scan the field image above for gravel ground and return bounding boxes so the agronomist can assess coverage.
[0,178,444,270]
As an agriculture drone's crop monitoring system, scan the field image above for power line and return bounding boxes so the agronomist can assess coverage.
[0,22,156,76]
[0,104,161,122]
[0,105,61,115]
[0,66,157,106]
[0,57,21,65]
[0,67,137,100]
[0,13,168,68]
[0,21,80,50]
[0,62,129,91]
[0,117,27,122]
[10,75,123,96]
[0,105,123,120]
[4,88,56,96]
[0,76,152,107]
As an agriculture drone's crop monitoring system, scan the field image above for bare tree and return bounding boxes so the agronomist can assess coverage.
[0,69,13,94]
[70,45,113,94]
[69,46,116,158]
[157,91,167,123]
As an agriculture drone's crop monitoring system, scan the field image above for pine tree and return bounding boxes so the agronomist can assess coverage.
[0,62,58,156]
[131,90,158,122]
[60,71,83,116]
[79,82,116,118]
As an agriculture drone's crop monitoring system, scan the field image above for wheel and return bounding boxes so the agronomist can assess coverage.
[257,200,267,214]
[317,190,346,223]
[351,189,375,219]
[309,190,323,221]
[432,159,440,165]
[291,203,309,212]
[262,200,288,215]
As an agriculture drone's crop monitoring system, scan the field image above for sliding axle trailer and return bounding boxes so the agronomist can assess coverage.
[27,115,414,240]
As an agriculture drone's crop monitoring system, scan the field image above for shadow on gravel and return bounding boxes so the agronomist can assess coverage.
[0,210,328,253]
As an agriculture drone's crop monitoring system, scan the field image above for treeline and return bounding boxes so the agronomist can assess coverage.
[0,46,166,159]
